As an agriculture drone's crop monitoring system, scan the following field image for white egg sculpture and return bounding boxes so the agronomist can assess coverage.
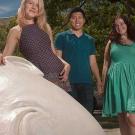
[0,56,105,135]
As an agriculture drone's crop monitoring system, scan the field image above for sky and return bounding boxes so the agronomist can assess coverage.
[0,0,20,18]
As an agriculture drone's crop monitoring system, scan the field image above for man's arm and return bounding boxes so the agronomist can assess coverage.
[90,55,102,95]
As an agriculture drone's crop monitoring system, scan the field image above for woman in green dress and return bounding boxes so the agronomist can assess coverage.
[102,15,135,135]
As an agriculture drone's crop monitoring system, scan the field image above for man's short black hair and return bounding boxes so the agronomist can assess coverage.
[68,7,86,20]
[62,7,87,27]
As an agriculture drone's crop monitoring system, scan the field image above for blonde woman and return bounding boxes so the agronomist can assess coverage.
[0,0,71,91]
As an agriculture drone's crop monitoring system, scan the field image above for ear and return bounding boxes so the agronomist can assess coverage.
[5,56,44,76]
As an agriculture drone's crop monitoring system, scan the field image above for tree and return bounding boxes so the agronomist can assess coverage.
[0,0,135,69]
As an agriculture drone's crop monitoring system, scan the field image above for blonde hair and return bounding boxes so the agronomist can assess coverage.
[17,0,52,37]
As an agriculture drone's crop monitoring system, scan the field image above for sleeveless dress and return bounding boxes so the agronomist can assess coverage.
[19,24,71,92]
[102,42,135,117]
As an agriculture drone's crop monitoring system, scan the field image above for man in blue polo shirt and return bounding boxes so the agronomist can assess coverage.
[55,7,102,113]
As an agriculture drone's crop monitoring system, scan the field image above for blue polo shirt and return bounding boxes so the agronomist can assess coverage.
[55,30,96,84]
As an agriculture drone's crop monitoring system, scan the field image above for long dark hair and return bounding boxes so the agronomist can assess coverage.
[112,15,135,43]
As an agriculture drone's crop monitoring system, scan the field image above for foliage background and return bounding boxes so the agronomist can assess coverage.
[0,0,135,71]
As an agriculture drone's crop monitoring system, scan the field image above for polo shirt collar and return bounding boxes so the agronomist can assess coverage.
[67,29,84,37]
[67,29,74,35]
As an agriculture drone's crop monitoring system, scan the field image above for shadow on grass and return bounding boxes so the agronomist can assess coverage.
[94,114,119,129]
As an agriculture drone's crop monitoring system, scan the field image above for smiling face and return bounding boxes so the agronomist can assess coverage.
[114,18,127,36]
[25,0,39,20]
[70,12,85,31]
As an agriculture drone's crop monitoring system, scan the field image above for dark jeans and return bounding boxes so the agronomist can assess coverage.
[69,83,94,113]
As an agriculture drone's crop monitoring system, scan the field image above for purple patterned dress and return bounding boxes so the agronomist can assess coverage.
[19,24,71,92]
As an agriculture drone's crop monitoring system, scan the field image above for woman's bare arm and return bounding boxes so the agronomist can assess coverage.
[3,26,20,56]
[90,55,102,95]
[0,25,20,64]
[102,40,111,91]
[46,23,56,54]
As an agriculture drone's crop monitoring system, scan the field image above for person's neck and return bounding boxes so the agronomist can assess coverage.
[120,34,133,45]
[71,29,83,37]
[25,20,35,25]
[120,33,128,40]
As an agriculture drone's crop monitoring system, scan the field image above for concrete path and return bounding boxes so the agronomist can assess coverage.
[104,128,120,135]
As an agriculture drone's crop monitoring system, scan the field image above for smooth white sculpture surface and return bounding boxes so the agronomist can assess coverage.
[0,56,105,135]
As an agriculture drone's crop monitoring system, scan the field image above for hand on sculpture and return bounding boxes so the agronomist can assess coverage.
[0,53,5,65]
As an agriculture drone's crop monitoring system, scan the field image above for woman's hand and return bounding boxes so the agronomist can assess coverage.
[0,53,5,65]
[59,64,70,82]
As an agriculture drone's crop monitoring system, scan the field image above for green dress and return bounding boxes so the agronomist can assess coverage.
[102,42,135,117]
